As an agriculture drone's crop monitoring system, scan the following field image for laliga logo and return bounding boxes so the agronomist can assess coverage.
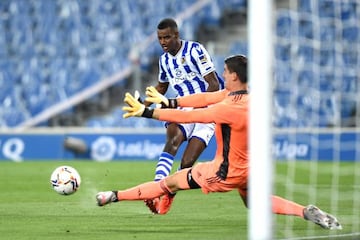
[91,136,116,162]
[0,138,24,162]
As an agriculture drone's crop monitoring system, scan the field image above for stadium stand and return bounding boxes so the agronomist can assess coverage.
[0,0,358,129]
[274,0,359,127]
[0,0,246,128]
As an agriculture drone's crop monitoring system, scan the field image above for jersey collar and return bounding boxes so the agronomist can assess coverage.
[229,90,248,96]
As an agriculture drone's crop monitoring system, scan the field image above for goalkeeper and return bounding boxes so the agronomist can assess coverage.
[96,55,341,230]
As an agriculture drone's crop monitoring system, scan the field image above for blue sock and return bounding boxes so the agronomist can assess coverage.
[154,152,174,182]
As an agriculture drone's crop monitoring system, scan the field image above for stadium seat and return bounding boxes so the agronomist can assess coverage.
[297,0,312,13]
[318,0,336,19]
[320,22,336,42]
[1,0,358,129]
[298,18,314,39]
[276,10,294,39]
[275,43,291,62]
[340,1,357,20]
[343,26,358,43]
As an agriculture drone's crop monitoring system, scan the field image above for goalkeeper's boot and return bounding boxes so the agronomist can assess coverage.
[159,193,176,215]
[303,205,342,230]
[96,191,118,206]
[144,197,160,214]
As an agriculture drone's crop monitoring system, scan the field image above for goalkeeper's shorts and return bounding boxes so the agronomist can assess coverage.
[165,122,215,146]
[191,161,248,195]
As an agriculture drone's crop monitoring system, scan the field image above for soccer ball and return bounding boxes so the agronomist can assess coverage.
[50,166,81,195]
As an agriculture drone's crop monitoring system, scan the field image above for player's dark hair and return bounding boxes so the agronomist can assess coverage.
[225,55,247,83]
[157,18,178,31]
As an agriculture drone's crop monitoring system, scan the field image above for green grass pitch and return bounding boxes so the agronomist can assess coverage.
[0,161,359,240]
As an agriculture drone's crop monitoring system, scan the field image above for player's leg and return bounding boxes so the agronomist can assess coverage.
[145,123,186,213]
[154,123,186,182]
[96,169,191,206]
[179,122,215,169]
[158,168,200,214]
[272,196,341,229]
[238,190,305,217]
[158,137,206,214]
[179,137,207,168]
[238,189,342,229]
[159,123,213,214]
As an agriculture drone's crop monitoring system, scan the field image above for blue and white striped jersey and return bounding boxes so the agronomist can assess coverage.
[158,40,224,97]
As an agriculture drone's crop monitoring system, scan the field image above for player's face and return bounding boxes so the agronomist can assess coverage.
[223,64,234,90]
[157,27,180,55]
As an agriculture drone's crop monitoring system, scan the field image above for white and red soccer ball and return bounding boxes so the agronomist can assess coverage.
[50,166,81,195]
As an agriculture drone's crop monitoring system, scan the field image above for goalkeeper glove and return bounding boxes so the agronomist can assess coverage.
[133,90,143,103]
[122,92,153,118]
[145,86,177,108]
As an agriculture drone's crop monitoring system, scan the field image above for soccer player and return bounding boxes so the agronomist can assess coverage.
[140,18,223,214]
[96,55,342,230]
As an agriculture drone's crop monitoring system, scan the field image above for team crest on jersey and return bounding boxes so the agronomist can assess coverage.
[199,54,208,64]
[181,57,186,64]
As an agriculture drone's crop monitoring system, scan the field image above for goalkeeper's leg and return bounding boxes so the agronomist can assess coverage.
[145,123,186,214]
[239,190,342,230]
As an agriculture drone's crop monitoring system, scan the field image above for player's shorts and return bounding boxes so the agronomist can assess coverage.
[190,161,248,194]
[166,122,215,146]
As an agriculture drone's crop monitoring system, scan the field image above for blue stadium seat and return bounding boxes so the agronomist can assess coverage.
[343,26,358,43]
[274,64,292,88]
[341,98,356,118]
[320,23,336,42]
[318,0,336,18]
[341,1,357,20]
[298,45,314,63]
[298,18,313,39]
[275,43,291,61]
[319,73,335,92]
[342,74,358,93]
[276,10,294,39]
[319,48,335,67]
[342,49,358,67]
[298,0,312,13]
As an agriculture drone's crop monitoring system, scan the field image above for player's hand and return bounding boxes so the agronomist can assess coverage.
[134,90,143,103]
[122,92,145,118]
[145,86,169,107]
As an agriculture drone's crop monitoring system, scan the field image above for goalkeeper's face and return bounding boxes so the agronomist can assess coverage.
[157,27,180,55]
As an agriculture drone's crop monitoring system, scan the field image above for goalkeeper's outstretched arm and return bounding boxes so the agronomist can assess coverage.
[145,86,227,108]
[122,92,218,124]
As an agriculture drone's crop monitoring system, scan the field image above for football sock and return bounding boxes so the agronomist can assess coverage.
[272,195,305,218]
[154,152,174,182]
[117,181,166,200]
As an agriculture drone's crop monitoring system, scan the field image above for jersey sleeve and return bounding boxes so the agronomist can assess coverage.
[191,43,216,77]
[177,90,228,108]
[158,56,168,83]
[157,102,238,125]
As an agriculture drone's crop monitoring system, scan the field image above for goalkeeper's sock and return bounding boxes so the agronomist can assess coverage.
[117,180,172,200]
[271,195,305,217]
[154,152,174,182]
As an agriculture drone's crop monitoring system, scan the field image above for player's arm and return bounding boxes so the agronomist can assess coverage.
[192,43,221,92]
[123,92,226,123]
[145,86,227,108]
[123,92,235,125]
[204,71,221,92]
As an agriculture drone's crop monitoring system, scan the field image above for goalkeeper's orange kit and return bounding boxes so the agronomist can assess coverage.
[118,90,305,217]
[157,89,249,194]
[155,89,305,217]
